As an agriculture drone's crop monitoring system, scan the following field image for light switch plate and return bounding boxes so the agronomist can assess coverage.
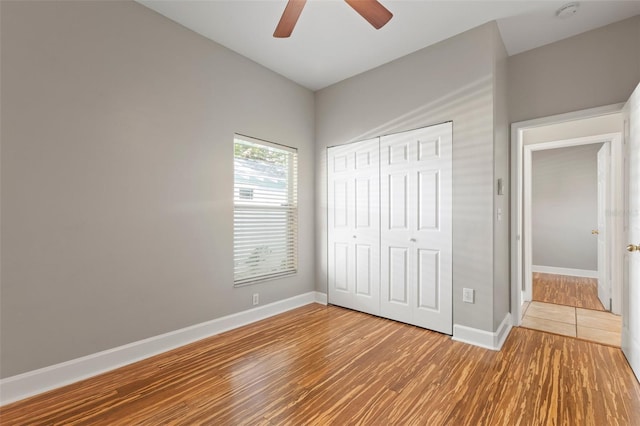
[463,288,475,304]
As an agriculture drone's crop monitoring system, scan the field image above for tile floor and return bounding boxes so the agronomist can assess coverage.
[522,301,622,347]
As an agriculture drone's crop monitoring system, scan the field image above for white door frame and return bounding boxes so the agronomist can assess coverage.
[596,143,612,310]
[523,135,619,306]
[511,104,625,326]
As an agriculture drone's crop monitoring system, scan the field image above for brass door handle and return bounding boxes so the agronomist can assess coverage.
[591,230,599,235]
[627,244,640,252]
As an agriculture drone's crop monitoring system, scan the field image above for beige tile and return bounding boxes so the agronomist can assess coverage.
[576,308,621,332]
[577,326,621,347]
[526,302,576,325]
[521,316,576,337]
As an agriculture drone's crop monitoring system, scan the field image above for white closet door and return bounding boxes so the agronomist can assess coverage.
[328,139,380,315]
[380,122,453,334]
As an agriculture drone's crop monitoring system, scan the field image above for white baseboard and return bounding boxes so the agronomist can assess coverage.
[532,265,598,278]
[314,291,328,305]
[452,313,513,351]
[0,292,320,406]
[622,327,640,383]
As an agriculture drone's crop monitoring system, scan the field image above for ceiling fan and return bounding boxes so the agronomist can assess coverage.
[274,0,393,38]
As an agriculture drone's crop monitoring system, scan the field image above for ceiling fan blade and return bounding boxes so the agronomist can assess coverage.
[344,0,393,29]
[274,0,307,38]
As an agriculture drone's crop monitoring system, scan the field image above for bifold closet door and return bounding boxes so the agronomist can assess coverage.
[380,122,453,334]
[327,139,380,316]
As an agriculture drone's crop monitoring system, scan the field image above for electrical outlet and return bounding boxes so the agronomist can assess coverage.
[252,293,259,306]
[463,288,474,304]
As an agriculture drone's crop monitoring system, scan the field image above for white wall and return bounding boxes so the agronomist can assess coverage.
[531,144,602,270]
[316,23,506,333]
[0,1,315,378]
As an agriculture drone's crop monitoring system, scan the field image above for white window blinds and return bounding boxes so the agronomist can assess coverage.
[233,135,298,285]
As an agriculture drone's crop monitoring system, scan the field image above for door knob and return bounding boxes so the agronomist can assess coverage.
[409,238,416,242]
[627,244,640,252]
[591,230,599,235]
[352,235,357,239]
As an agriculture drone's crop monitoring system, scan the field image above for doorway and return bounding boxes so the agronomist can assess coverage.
[511,105,626,346]
[523,136,622,346]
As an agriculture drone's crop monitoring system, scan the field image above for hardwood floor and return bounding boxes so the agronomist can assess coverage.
[532,272,605,311]
[2,304,639,425]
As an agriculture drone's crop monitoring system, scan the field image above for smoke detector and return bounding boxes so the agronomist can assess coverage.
[556,2,580,19]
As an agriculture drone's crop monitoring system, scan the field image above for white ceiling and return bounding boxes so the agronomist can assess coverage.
[137,1,640,91]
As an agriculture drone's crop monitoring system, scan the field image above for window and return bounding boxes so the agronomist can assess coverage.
[233,135,298,285]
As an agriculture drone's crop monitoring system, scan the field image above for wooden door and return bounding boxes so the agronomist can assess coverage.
[327,139,380,316]
[622,83,640,381]
[380,122,453,334]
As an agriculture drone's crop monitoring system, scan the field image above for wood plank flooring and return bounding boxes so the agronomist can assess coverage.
[532,272,605,311]
[2,304,639,425]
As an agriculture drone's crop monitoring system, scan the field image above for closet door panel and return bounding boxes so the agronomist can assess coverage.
[418,249,439,310]
[381,168,413,321]
[328,148,355,308]
[381,122,453,334]
[332,243,350,292]
[389,173,409,229]
[333,180,349,228]
[389,247,409,304]
[328,139,380,315]
[355,244,372,296]
[355,178,371,228]
[418,170,439,230]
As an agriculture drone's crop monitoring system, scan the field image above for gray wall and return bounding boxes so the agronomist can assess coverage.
[525,113,624,273]
[531,144,601,270]
[508,15,640,123]
[3,0,636,380]
[0,1,315,378]
[315,23,506,333]
[493,28,510,330]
